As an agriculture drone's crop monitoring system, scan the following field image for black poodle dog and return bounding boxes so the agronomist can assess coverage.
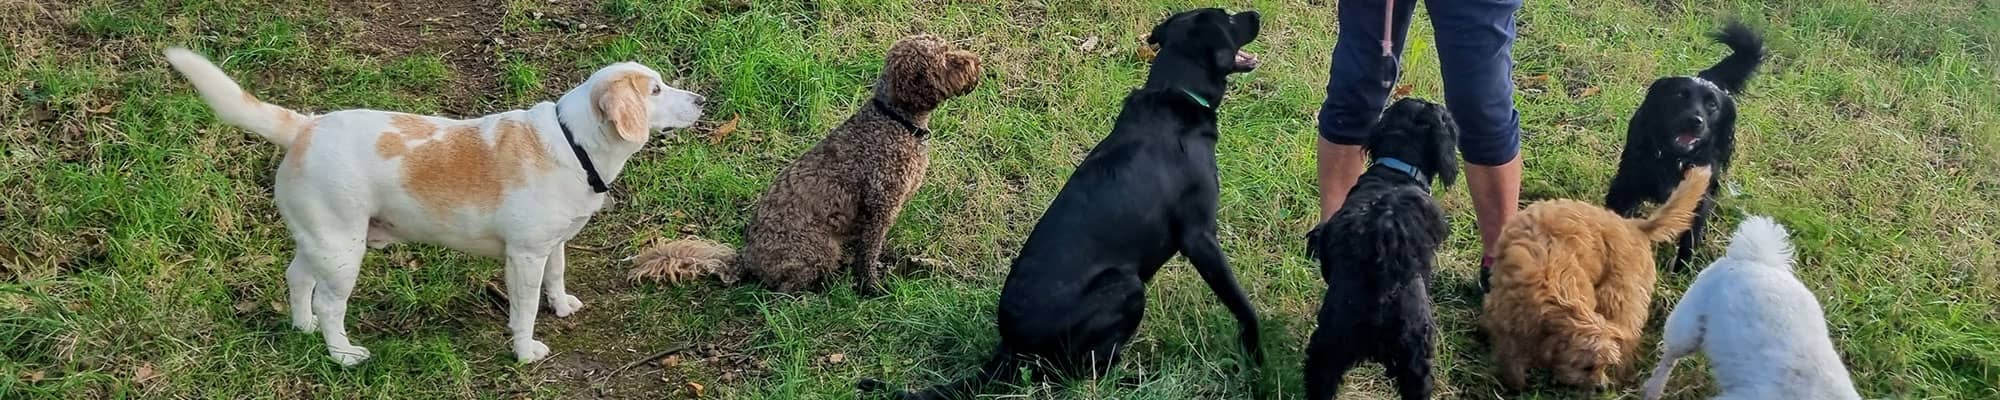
[1302,98,1458,400]
[1605,21,1765,271]
[857,8,1263,400]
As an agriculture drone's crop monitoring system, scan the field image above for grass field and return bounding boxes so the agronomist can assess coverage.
[3,0,1997,398]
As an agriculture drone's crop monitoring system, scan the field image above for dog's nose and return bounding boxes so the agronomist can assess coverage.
[692,94,708,107]
[1680,115,1705,128]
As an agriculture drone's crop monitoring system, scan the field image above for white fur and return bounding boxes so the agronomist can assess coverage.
[164,48,703,366]
[1642,216,1861,400]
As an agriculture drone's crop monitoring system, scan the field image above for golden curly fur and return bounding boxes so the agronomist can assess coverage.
[629,237,737,284]
[627,35,981,295]
[1481,167,1712,390]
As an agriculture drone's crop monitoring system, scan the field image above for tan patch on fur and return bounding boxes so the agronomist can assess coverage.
[592,71,653,142]
[630,237,740,284]
[376,114,437,159]
[400,119,551,212]
[283,119,319,171]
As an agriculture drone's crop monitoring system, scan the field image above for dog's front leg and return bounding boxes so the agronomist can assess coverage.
[543,247,583,317]
[848,181,909,298]
[1672,193,1717,271]
[504,247,554,363]
[1179,229,1263,366]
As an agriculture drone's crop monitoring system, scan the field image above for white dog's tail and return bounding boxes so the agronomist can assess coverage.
[164,48,310,147]
[1725,215,1795,272]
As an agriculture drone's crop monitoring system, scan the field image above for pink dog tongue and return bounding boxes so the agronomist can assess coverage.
[1675,135,1700,148]
[1235,50,1261,70]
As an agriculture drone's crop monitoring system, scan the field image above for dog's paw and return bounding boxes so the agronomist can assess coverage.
[550,294,584,317]
[513,339,551,363]
[329,346,372,367]
[292,316,319,333]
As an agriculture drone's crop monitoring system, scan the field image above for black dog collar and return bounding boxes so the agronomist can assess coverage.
[872,98,930,138]
[555,108,611,194]
[1373,157,1428,189]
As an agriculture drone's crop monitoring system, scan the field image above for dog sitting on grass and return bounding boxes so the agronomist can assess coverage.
[1302,97,1459,400]
[165,48,704,365]
[1605,21,1765,271]
[629,35,982,296]
[1642,216,1861,400]
[857,8,1263,399]
[1481,167,1712,390]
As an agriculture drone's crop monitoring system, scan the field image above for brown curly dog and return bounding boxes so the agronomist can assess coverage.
[630,35,981,296]
[1481,166,1711,391]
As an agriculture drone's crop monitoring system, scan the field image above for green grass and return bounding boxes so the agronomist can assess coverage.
[4,0,1997,398]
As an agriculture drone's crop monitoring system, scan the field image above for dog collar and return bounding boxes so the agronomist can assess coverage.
[555,108,611,194]
[872,98,930,138]
[1373,157,1427,188]
[1180,88,1214,109]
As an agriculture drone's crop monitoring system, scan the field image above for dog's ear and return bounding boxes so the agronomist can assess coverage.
[1429,103,1461,190]
[1229,11,1261,48]
[593,72,653,142]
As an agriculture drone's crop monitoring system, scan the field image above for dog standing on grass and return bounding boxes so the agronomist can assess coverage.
[165,48,704,365]
[857,8,1263,399]
[629,35,982,296]
[1605,21,1765,271]
[1643,216,1861,400]
[1302,98,1459,400]
[1482,167,1712,390]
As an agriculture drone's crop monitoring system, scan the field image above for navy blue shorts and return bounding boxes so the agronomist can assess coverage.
[1316,0,1524,166]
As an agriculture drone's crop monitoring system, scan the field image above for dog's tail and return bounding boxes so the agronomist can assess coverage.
[858,347,1019,400]
[1723,215,1794,271]
[1632,167,1713,242]
[629,237,743,285]
[1697,21,1766,93]
[163,48,311,147]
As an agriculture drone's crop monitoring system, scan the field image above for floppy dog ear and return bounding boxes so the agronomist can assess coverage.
[594,73,653,143]
[1430,104,1461,190]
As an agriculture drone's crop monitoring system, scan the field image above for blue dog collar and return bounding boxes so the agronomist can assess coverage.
[1373,157,1428,187]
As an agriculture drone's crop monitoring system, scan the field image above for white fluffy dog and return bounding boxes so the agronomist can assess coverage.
[1642,216,1861,399]
[165,48,704,366]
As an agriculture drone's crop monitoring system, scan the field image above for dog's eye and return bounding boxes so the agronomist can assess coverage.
[651,85,663,96]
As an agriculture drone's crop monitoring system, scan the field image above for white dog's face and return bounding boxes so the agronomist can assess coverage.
[591,63,704,142]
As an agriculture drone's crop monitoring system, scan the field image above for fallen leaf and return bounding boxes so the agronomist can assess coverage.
[659,354,682,368]
[134,363,158,384]
[686,381,705,397]
[1576,86,1602,98]
[24,370,43,383]
[1135,34,1158,62]
[1392,83,1414,98]
[1517,74,1551,89]
[826,353,846,364]
[270,301,285,313]
[1079,35,1099,52]
[708,114,739,145]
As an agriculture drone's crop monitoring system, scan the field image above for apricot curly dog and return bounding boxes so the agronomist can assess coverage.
[630,35,981,296]
[1481,167,1711,390]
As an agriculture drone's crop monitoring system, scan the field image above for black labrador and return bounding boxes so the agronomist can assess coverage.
[859,8,1264,399]
[1605,21,1765,270]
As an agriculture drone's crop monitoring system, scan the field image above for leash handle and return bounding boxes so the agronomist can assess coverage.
[1378,0,1398,88]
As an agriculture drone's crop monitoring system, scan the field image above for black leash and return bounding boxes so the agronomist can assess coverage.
[555,108,611,194]
[872,98,930,138]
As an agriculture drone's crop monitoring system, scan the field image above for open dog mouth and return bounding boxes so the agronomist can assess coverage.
[1673,132,1703,149]
[1234,50,1261,71]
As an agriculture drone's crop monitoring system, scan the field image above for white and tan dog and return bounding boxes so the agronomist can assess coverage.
[1642,216,1861,399]
[165,48,703,366]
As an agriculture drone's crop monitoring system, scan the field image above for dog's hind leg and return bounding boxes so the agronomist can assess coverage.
[284,254,318,332]
[1178,228,1263,365]
[297,234,369,366]
[1302,334,1360,400]
[1643,295,1707,399]
[1388,319,1436,399]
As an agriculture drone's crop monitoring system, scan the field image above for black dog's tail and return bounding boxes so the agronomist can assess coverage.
[1697,21,1766,93]
[858,348,1019,400]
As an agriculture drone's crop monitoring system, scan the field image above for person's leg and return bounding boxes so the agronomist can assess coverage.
[1427,0,1523,289]
[1317,0,1420,221]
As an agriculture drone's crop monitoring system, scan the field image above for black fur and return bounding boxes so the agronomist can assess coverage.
[1605,21,1764,271]
[1302,98,1457,400]
[857,8,1263,399]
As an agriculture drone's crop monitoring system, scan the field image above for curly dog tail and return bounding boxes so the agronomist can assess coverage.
[629,237,742,284]
[1632,167,1712,242]
[1724,215,1794,271]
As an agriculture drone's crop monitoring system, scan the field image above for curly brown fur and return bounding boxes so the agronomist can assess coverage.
[738,35,982,296]
[1481,167,1712,391]
[629,238,739,284]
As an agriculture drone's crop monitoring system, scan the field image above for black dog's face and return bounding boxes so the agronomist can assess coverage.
[1146,8,1262,74]
[1640,76,1733,155]
[1371,98,1461,189]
